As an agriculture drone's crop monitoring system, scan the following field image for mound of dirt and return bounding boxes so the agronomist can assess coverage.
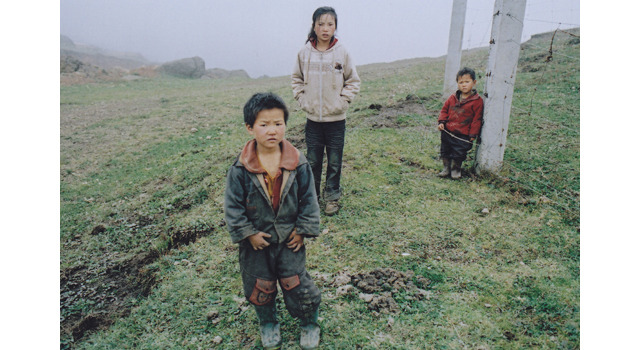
[332,268,432,315]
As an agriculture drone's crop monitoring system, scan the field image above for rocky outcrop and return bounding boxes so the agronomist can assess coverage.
[60,55,84,73]
[156,56,206,78]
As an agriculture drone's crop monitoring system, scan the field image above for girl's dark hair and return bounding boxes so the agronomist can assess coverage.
[456,67,476,81]
[306,6,338,43]
[243,92,289,127]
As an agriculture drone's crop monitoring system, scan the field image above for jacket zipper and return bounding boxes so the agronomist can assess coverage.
[319,51,324,121]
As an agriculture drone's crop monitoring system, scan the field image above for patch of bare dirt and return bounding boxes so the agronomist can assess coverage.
[285,123,306,150]
[60,250,158,342]
[60,223,218,346]
[357,94,440,129]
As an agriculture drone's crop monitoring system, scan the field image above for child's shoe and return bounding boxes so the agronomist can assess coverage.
[438,158,451,177]
[324,200,339,216]
[451,160,462,179]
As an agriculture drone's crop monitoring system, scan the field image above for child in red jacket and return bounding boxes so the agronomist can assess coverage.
[437,67,484,179]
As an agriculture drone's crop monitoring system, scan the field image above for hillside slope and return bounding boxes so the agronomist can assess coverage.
[60,28,579,349]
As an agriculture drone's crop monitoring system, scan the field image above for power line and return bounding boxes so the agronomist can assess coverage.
[524,18,580,27]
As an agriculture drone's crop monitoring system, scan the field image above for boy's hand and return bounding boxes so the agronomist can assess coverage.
[470,137,475,142]
[248,232,272,251]
[438,124,445,131]
[286,228,304,252]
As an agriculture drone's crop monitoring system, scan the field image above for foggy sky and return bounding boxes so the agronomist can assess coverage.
[60,0,580,78]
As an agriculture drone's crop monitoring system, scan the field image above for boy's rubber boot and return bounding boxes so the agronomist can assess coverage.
[254,304,281,349]
[300,309,320,350]
[451,159,462,179]
[438,158,451,177]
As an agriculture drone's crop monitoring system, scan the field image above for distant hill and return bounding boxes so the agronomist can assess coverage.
[60,35,251,84]
[61,35,152,70]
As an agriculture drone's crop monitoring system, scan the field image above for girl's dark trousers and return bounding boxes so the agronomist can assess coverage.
[305,119,346,201]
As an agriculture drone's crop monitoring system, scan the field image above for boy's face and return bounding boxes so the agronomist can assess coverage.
[246,108,286,151]
[457,74,476,95]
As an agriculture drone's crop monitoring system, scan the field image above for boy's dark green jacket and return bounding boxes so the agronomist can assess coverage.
[224,139,320,244]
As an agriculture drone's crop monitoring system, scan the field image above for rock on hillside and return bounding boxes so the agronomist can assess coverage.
[60,55,84,74]
[156,57,206,79]
[203,68,250,79]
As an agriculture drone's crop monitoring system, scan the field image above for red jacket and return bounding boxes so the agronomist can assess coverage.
[438,90,484,138]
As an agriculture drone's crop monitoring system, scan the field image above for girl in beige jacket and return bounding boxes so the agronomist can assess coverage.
[292,6,360,217]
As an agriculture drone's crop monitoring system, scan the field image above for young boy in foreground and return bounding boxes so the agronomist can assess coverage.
[224,92,322,349]
[437,67,484,179]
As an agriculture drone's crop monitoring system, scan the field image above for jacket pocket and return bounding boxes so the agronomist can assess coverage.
[323,95,349,117]
[249,279,277,305]
[245,187,268,221]
[279,275,301,291]
[298,93,316,115]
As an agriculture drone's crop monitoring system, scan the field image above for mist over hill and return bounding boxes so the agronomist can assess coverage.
[60,35,251,83]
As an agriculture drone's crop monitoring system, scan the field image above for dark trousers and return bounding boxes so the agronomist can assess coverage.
[440,130,473,162]
[239,240,321,321]
[305,119,346,201]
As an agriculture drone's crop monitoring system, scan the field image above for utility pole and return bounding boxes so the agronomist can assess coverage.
[475,0,527,174]
[443,0,467,98]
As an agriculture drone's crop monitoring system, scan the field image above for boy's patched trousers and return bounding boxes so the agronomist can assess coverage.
[239,240,321,321]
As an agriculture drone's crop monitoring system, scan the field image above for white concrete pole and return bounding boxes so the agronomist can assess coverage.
[475,0,527,174]
[443,0,468,98]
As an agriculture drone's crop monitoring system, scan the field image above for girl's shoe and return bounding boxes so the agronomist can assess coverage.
[324,200,339,216]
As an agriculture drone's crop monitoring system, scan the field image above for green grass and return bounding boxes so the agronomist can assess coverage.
[61,29,579,349]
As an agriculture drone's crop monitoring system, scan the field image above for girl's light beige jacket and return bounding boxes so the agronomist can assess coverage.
[292,40,361,122]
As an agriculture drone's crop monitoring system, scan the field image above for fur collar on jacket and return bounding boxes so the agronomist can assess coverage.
[239,139,299,174]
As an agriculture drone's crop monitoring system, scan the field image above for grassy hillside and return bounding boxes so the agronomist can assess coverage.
[60,28,579,349]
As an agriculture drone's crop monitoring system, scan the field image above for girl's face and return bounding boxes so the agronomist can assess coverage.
[314,13,336,45]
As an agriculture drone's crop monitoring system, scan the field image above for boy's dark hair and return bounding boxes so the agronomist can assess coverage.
[243,92,289,127]
[456,67,476,81]
[306,6,338,43]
